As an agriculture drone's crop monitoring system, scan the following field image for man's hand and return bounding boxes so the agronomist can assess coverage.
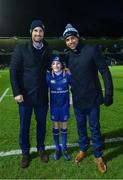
[63,68,71,77]
[14,95,24,103]
[104,95,113,107]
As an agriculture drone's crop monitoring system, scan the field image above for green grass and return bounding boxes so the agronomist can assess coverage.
[0,66,123,179]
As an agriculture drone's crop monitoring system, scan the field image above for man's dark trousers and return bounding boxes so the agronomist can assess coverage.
[74,105,103,157]
[19,103,48,154]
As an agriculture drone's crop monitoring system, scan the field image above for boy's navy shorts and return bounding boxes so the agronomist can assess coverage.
[50,106,69,122]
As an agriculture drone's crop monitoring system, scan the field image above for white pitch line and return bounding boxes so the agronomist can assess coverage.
[0,137,123,157]
[0,88,9,103]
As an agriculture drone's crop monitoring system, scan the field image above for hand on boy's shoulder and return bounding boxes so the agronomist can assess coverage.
[64,68,71,75]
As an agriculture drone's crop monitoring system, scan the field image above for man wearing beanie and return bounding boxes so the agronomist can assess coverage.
[10,20,52,168]
[63,24,113,174]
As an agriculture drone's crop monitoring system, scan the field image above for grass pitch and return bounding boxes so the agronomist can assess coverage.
[0,66,123,179]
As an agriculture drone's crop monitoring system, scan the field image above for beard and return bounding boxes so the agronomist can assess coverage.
[33,35,43,43]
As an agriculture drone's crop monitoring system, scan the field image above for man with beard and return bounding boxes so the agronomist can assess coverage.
[10,20,52,168]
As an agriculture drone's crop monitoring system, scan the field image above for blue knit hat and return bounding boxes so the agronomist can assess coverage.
[30,20,45,33]
[51,55,63,67]
[63,24,79,39]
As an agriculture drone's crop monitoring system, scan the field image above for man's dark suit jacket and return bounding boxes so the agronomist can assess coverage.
[10,40,51,106]
[66,44,113,110]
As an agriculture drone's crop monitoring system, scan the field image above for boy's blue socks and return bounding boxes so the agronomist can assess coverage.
[52,128,60,150]
[61,128,68,151]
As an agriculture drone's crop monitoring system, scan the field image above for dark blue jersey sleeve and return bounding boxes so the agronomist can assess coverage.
[46,71,51,87]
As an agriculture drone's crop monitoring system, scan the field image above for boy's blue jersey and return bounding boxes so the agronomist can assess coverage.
[46,72,71,109]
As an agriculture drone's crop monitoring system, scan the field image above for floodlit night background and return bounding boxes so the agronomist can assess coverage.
[0,0,123,37]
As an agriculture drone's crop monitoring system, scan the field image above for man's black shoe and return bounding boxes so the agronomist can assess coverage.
[21,154,30,168]
[39,150,49,163]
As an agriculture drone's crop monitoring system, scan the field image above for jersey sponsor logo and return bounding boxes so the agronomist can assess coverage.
[51,90,68,94]
[50,78,67,85]
[50,80,56,84]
